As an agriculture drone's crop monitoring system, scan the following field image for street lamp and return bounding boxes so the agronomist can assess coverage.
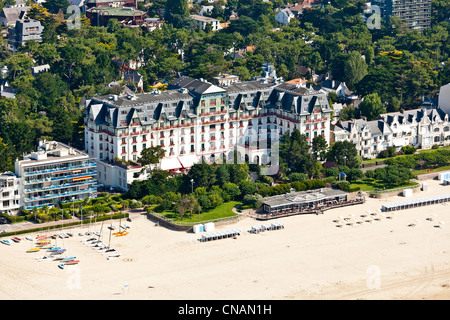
[190,179,194,193]
[71,197,75,222]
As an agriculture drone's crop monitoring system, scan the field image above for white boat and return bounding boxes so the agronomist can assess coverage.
[89,241,103,247]
[25,236,33,241]
[102,249,117,255]
[53,255,69,261]
[107,252,121,259]
[36,256,52,262]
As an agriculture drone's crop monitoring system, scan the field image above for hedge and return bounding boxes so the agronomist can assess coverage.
[0,212,129,239]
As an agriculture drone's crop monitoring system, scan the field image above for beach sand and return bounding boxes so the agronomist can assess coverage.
[1,179,450,300]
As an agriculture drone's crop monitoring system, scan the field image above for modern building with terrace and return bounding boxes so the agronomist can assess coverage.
[259,188,364,220]
[14,140,97,210]
[0,172,21,214]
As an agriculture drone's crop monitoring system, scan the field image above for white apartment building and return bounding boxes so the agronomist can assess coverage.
[0,172,21,214]
[190,14,221,31]
[15,140,98,210]
[84,73,333,191]
[332,107,450,159]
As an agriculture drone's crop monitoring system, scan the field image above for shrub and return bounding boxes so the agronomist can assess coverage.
[325,167,339,177]
[364,170,375,179]
[288,172,307,181]
[129,200,143,209]
[378,150,389,158]
[260,175,274,184]
[290,181,307,191]
[303,179,326,190]
[242,194,264,208]
[335,181,350,191]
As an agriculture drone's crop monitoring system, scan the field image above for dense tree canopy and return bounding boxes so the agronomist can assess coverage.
[0,0,448,172]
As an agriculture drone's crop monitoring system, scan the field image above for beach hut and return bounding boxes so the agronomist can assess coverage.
[251,225,261,234]
[204,222,215,232]
[402,189,412,197]
[422,182,428,191]
[193,224,204,234]
[271,222,284,230]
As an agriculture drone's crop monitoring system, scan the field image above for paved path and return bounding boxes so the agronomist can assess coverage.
[360,163,387,172]
[0,209,146,236]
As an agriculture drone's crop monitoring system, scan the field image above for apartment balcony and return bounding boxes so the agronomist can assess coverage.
[23,179,96,194]
[24,161,96,177]
[24,187,98,203]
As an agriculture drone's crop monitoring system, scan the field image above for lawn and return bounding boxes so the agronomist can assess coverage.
[350,178,419,192]
[412,164,450,176]
[157,201,240,224]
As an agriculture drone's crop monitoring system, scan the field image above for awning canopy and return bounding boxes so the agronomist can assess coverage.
[178,155,200,169]
[160,158,182,171]
[73,176,92,181]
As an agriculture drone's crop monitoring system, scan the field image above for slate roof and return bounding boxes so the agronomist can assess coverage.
[337,107,448,136]
[0,6,30,25]
[168,77,226,96]
[87,77,333,128]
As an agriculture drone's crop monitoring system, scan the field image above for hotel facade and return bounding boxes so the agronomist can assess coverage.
[84,70,334,191]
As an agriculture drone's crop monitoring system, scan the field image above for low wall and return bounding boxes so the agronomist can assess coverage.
[367,183,421,199]
[146,211,240,233]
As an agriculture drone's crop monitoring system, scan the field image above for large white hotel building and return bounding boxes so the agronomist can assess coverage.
[84,66,334,191]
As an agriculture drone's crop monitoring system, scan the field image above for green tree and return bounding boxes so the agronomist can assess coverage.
[343,51,368,90]
[359,93,386,121]
[42,0,70,14]
[312,135,328,160]
[327,140,359,168]
[186,162,216,190]
[138,146,166,169]
[223,182,241,200]
[165,0,190,27]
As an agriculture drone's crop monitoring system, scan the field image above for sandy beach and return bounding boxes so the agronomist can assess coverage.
[1,179,450,300]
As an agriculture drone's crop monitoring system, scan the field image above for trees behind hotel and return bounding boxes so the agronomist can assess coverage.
[326,140,360,168]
